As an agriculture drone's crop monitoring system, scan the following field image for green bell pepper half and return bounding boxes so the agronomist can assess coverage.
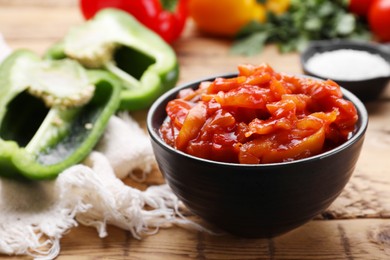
[0,49,121,180]
[45,8,179,111]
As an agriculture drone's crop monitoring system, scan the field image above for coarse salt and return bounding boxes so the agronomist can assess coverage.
[306,49,390,81]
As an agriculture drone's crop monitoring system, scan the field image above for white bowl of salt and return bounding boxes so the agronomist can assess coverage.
[301,40,390,102]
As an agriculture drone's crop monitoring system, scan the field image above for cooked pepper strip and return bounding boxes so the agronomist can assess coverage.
[0,49,121,180]
[45,8,179,111]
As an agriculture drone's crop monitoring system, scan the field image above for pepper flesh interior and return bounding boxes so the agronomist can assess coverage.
[36,79,113,165]
[63,15,156,90]
[0,51,95,159]
[0,49,122,180]
[0,91,47,148]
[113,46,156,83]
[57,8,179,111]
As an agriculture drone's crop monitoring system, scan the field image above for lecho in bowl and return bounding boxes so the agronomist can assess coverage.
[147,64,368,238]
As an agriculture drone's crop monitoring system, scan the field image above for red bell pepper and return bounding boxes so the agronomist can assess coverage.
[80,0,189,44]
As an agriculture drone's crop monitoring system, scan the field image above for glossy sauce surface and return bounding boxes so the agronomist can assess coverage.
[160,64,358,164]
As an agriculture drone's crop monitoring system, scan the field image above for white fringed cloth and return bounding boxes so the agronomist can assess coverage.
[0,113,203,259]
[0,35,202,259]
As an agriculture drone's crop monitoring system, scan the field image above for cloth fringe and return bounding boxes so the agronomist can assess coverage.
[0,151,204,259]
[0,113,206,259]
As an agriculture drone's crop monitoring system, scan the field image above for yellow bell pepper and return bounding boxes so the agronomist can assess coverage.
[189,0,266,37]
[189,0,290,37]
[266,0,290,15]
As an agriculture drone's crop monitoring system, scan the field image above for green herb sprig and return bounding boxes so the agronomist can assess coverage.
[231,0,371,56]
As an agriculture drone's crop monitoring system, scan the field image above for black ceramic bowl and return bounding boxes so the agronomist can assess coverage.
[147,75,368,238]
[301,40,390,102]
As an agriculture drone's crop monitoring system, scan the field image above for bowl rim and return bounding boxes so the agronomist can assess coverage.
[300,39,390,83]
[147,73,368,170]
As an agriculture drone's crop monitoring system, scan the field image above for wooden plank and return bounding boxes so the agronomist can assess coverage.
[0,6,82,54]
[1,219,388,259]
[0,219,378,259]
[175,21,302,84]
[2,219,390,259]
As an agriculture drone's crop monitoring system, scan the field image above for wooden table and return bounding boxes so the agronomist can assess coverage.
[1,1,390,259]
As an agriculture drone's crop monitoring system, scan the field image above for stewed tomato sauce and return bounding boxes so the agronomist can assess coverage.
[159,64,358,164]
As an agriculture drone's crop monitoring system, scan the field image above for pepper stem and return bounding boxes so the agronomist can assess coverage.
[104,61,141,89]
